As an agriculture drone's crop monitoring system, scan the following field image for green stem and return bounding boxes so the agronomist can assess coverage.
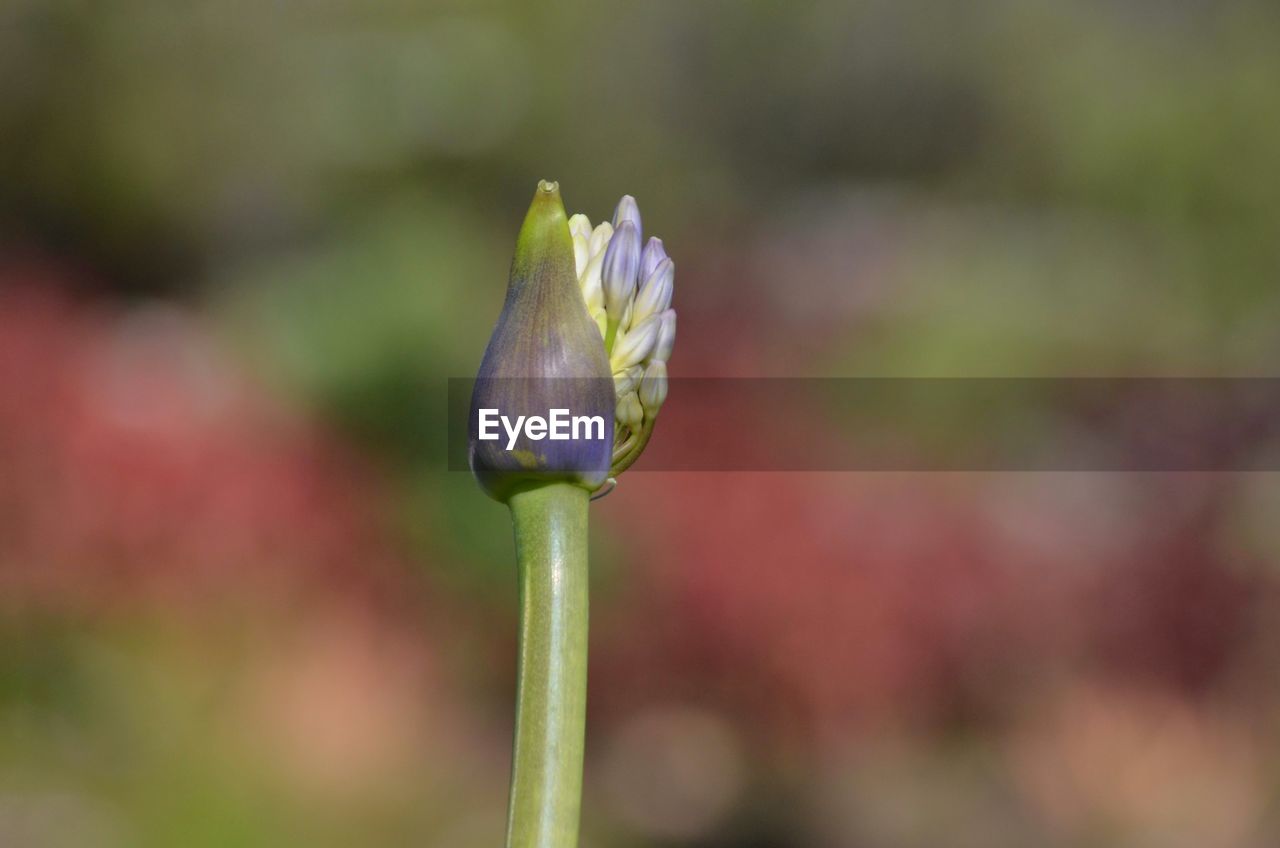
[611,428,638,464]
[611,420,655,476]
[603,318,620,357]
[505,482,590,848]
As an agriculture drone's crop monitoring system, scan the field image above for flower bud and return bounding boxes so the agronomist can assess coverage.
[568,213,592,241]
[618,297,633,332]
[639,237,667,283]
[572,233,590,278]
[616,390,644,430]
[611,195,642,246]
[469,181,615,502]
[610,313,660,373]
[601,220,641,321]
[588,221,613,257]
[613,364,644,397]
[653,309,676,363]
[631,258,673,328]
[639,360,668,416]
[579,249,605,316]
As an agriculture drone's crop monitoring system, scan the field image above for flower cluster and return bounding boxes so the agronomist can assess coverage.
[569,196,676,476]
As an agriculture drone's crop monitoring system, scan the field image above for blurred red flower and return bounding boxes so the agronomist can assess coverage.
[0,263,411,617]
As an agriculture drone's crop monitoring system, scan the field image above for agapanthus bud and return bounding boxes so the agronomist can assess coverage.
[613,364,644,397]
[568,213,592,241]
[639,360,668,416]
[580,250,605,316]
[610,313,660,373]
[469,181,615,502]
[588,222,613,257]
[572,234,590,278]
[653,309,676,363]
[631,258,673,328]
[616,390,644,430]
[612,195,642,246]
[639,237,667,283]
[601,220,641,322]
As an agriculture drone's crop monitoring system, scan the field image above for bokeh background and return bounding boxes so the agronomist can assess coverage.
[4,1,1280,846]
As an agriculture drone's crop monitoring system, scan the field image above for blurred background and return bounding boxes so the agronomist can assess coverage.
[3,1,1280,845]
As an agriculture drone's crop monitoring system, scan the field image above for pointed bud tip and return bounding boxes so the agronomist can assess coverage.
[612,196,643,243]
[639,236,669,282]
[515,180,573,271]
